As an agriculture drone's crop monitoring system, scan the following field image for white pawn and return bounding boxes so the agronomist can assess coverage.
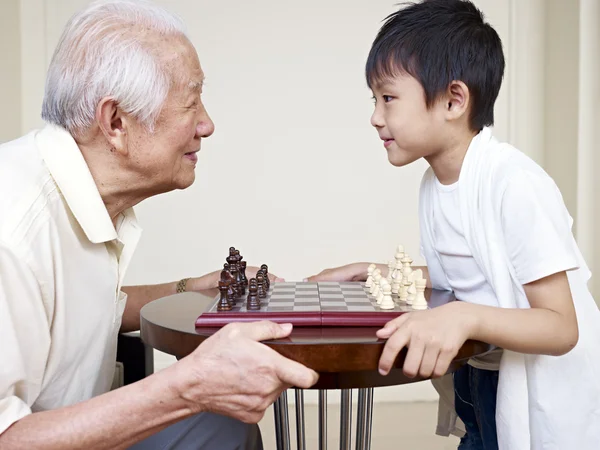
[412,279,428,310]
[369,269,381,294]
[386,260,395,283]
[394,245,405,266]
[407,281,417,304]
[377,279,389,304]
[372,272,383,298]
[391,259,404,295]
[380,282,395,310]
[365,264,377,288]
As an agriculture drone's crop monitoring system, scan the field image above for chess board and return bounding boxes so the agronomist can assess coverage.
[195,281,418,328]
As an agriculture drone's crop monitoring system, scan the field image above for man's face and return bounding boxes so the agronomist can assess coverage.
[370,73,447,167]
[127,36,214,193]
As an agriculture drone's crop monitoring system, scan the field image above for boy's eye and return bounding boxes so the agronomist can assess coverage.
[383,95,393,103]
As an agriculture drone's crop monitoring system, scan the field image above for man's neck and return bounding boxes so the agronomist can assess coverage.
[425,128,479,185]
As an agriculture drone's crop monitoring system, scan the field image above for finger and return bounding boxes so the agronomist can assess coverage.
[418,344,440,379]
[376,314,409,339]
[274,277,285,282]
[273,354,319,388]
[403,339,425,378]
[232,321,293,342]
[378,329,410,375]
[432,348,458,378]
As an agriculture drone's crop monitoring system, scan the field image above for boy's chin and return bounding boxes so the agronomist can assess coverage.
[387,151,417,167]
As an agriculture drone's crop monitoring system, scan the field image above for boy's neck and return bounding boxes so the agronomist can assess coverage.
[425,129,479,185]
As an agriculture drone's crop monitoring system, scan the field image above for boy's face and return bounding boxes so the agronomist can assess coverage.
[370,73,447,167]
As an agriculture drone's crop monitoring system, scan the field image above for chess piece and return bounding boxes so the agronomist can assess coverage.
[239,261,248,287]
[407,281,417,304]
[226,283,236,307]
[247,279,260,310]
[256,272,267,299]
[395,245,405,265]
[365,263,376,288]
[376,279,388,304]
[386,260,395,283]
[258,269,269,292]
[391,259,403,295]
[229,263,242,297]
[220,267,234,285]
[217,281,232,311]
[261,264,270,289]
[412,279,428,310]
[380,282,395,310]
[369,269,381,295]
[372,272,382,298]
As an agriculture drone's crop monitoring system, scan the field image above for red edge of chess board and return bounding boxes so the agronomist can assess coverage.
[195,247,431,328]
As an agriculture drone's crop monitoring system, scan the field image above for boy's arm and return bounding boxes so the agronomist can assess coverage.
[306,262,431,287]
[377,270,578,378]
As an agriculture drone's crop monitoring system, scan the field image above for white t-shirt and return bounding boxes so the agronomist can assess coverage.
[430,157,579,370]
[0,125,142,435]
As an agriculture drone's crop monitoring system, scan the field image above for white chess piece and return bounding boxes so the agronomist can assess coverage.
[372,272,382,298]
[386,260,395,283]
[365,263,377,288]
[380,283,395,310]
[395,245,405,264]
[391,259,404,295]
[412,279,428,310]
[369,269,381,294]
[376,279,388,304]
[407,281,417,304]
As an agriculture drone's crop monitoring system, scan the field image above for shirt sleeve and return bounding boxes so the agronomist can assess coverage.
[0,243,50,436]
[501,168,579,285]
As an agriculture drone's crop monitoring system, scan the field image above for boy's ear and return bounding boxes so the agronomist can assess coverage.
[445,80,470,122]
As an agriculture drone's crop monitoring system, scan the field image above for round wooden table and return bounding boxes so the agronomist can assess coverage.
[140,289,492,450]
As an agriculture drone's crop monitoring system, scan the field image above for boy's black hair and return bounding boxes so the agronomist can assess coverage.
[366,0,504,131]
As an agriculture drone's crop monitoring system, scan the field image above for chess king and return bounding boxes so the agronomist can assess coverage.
[307,1,600,449]
[0,1,317,449]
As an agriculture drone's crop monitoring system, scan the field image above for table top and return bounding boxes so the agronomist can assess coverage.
[140,288,493,390]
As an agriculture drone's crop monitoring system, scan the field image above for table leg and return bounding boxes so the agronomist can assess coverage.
[295,389,306,450]
[319,390,327,450]
[274,392,291,450]
[355,388,374,450]
[339,389,352,450]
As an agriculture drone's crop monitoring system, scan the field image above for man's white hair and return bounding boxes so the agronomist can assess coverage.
[41,0,188,136]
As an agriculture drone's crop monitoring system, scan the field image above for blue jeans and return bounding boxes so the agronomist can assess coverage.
[453,365,499,450]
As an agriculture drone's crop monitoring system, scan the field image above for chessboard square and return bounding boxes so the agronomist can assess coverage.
[293,305,322,311]
[321,306,349,311]
[320,300,347,306]
[270,294,296,299]
[269,301,296,307]
[294,299,320,304]
[296,293,320,298]
[274,288,297,294]
[339,283,364,289]
[343,298,372,304]
[343,294,369,299]
[319,294,345,300]
[268,307,296,312]
[345,306,377,312]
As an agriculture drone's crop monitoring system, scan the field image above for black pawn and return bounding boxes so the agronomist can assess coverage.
[217,281,232,311]
[239,261,248,287]
[226,284,236,306]
[256,272,267,299]
[261,264,270,289]
[247,279,260,310]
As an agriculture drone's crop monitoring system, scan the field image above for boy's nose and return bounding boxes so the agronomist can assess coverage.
[370,107,384,128]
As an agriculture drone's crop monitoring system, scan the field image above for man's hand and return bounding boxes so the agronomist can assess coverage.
[173,321,319,423]
[244,266,285,283]
[305,262,371,282]
[376,303,476,379]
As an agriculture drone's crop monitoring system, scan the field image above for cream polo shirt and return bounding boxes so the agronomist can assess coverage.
[0,125,142,435]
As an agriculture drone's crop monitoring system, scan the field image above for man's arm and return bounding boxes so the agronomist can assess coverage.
[377,271,578,378]
[0,322,318,450]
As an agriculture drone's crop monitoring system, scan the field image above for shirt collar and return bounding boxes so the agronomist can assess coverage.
[36,124,128,244]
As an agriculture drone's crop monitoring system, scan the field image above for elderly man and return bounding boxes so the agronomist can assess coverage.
[0,0,318,449]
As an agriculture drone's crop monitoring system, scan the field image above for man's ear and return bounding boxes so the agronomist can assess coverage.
[96,97,130,156]
[445,80,470,122]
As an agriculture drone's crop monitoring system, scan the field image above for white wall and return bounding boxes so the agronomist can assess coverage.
[15,0,587,402]
[0,0,21,143]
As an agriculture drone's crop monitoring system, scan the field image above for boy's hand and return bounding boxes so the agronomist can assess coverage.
[305,263,369,282]
[376,302,477,379]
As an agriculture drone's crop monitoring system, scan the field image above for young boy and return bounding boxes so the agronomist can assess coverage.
[307,1,600,448]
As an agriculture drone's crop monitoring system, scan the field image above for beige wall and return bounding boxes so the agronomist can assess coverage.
[0,0,21,143]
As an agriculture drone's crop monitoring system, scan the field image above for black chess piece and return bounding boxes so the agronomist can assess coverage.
[247,279,260,310]
[217,281,232,311]
[239,261,248,287]
[226,284,236,306]
[220,268,234,285]
[261,264,270,289]
[229,264,243,296]
[256,272,267,299]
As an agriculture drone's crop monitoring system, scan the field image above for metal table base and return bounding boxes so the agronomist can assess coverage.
[273,388,374,450]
